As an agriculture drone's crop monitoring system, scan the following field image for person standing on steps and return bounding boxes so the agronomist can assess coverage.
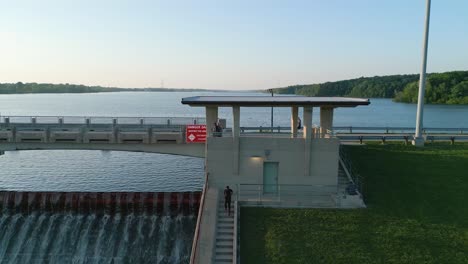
[224,186,233,216]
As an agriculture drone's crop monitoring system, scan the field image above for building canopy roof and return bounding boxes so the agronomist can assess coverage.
[182,96,370,107]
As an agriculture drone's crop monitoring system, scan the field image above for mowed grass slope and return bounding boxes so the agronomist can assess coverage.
[240,143,468,264]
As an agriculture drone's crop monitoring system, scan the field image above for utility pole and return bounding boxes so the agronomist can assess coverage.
[268,89,274,128]
[413,0,431,147]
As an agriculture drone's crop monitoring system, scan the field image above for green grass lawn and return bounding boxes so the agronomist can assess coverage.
[240,143,468,264]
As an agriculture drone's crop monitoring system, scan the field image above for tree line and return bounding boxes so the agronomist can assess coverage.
[0,82,213,94]
[273,70,468,104]
[0,82,125,94]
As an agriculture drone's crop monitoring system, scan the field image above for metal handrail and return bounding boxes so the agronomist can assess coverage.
[238,184,339,207]
[339,146,364,198]
[240,132,304,138]
[189,173,209,264]
[334,126,468,134]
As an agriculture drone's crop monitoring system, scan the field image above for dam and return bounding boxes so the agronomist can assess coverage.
[0,191,200,263]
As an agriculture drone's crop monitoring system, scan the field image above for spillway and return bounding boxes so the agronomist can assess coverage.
[0,191,201,264]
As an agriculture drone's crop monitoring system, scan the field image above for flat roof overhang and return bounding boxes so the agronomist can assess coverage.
[182,96,370,107]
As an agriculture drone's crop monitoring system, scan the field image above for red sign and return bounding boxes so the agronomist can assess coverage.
[186,125,207,143]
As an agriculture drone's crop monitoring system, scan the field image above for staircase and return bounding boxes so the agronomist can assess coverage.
[338,161,366,208]
[338,163,349,195]
[214,199,235,263]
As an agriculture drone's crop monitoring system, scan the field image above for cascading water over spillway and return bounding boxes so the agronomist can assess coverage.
[0,191,201,264]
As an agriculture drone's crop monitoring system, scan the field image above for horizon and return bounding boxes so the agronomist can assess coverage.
[2,69,465,91]
[1,0,467,90]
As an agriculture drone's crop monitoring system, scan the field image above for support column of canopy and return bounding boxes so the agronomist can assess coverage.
[320,107,334,138]
[303,107,313,140]
[303,107,313,176]
[205,106,219,187]
[232,106,240,175]
[205,106,218,137]
[290,106,298,138]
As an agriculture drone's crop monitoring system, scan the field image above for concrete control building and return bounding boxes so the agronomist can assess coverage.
[182,96,370,195]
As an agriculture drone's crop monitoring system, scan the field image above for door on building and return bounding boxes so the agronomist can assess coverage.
[263,162,278,194]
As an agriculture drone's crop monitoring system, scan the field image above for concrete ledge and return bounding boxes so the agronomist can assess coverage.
[339,194,366,208]
[0,142,206,158]
[0,131,13,142]
[50,131,82,143]
[16,131,46,142]
[118,131,149,143]
[83,131,115,143]
[152,132,183,144]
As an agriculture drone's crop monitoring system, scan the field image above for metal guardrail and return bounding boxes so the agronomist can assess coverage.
[212,129,308,138]
[238,126,324,138]
[238,184,338,208]
[337,134,468,144]
[240,132,305,138]
[0,116,206,126]
[334,126,468,134]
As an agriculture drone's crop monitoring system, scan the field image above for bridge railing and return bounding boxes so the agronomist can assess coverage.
[333,126,468,134]
[0,116,206,126]
[237,184,339,208]
[238,126,324,138]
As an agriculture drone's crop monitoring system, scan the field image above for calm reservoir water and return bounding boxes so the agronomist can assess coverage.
[0,91,467,192]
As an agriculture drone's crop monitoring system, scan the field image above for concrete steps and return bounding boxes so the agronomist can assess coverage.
[338,164,350,193]
[214,201,235,264]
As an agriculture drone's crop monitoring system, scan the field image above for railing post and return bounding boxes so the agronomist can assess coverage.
[140,118,144,126]
[31,117,36,125]
[86,118,91,127]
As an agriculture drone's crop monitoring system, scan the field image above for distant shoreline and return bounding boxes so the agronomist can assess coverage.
[0,82,254,94]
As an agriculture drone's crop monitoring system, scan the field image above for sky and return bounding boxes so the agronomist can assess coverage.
[0,0,467,90]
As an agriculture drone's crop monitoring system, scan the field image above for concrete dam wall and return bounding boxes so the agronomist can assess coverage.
[0,191,201,263]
